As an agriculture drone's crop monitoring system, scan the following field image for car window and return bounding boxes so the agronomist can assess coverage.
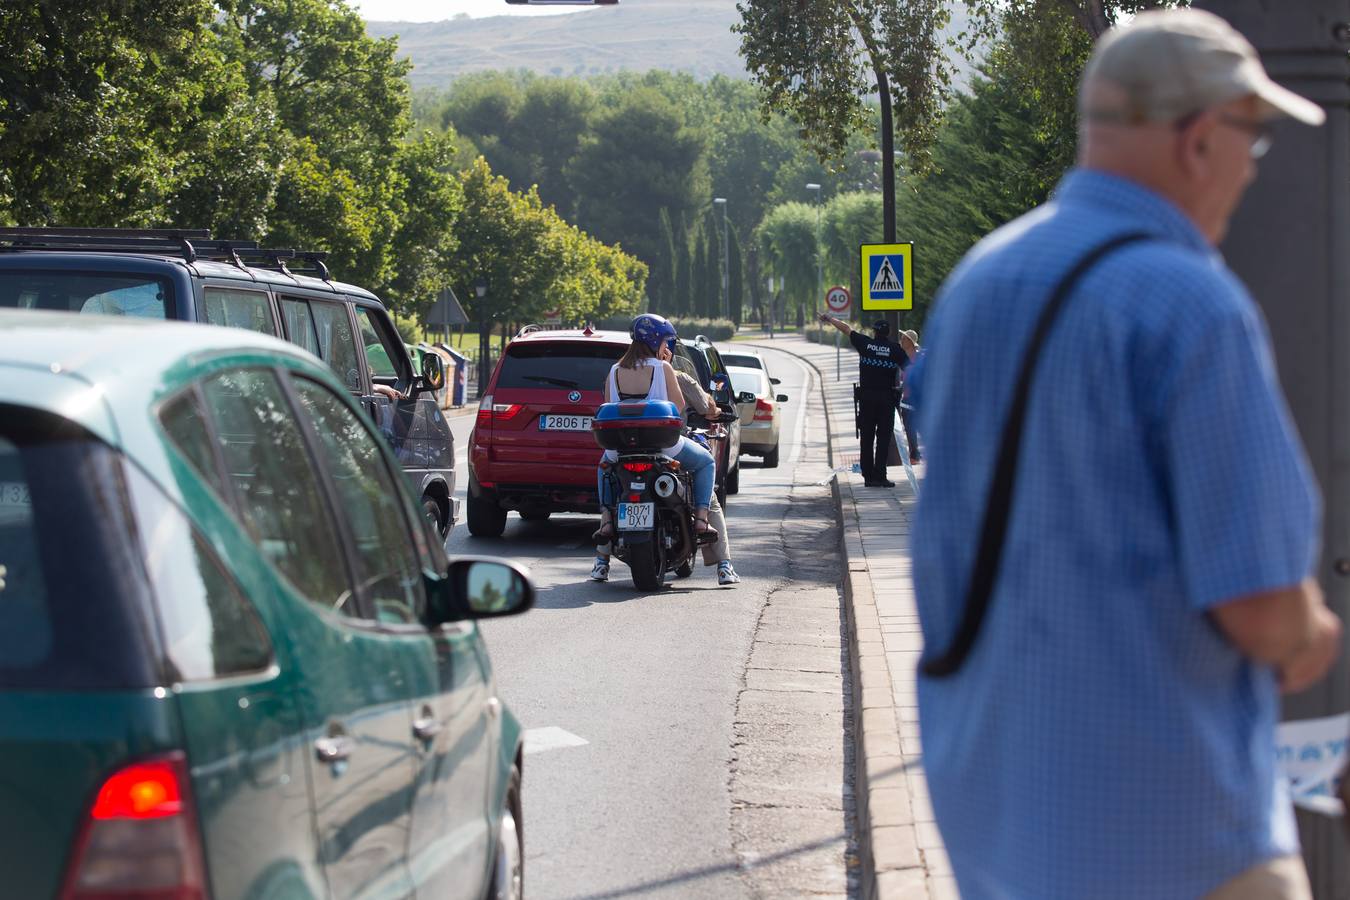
[159,391,229,499]
[198,368,355,616]
[355,306,409,392]
[292,377,424,625]
[728,368,765,396]
[203,287,275,335]
[0,272,171,318]
[280,297,320,356]
[720,353,763,370]
[673,344,707,383]
[669,347,700,381]
[124,463,272,681]
[310,300,362,393]
[0,406,161,689]
[495,341,624,391]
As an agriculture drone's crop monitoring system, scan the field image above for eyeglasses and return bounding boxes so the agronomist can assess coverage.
[1173,111,1273,159]
[1215,114,1273,159]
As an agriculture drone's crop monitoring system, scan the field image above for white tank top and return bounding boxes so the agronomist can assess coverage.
[603,357,685,457]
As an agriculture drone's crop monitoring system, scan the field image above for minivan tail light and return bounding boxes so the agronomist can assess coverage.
[61,754,208,900]
[754,398,774,421]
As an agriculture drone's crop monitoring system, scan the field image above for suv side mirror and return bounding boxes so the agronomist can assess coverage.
[425,557,534,626]
[417,352,446,393]
[709,373,734,407]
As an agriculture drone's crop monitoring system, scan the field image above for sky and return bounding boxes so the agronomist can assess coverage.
[353,0,593,21]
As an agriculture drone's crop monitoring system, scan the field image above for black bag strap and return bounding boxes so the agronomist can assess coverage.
[919,232,1152,678]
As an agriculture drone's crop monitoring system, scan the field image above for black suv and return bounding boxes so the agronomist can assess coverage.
[0,227,458,540]
[674,335,742,505]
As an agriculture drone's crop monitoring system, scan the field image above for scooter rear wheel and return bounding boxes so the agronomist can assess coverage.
[628,537,667,591]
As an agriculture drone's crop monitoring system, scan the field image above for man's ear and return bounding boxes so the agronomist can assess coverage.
[1177,113,1215,180]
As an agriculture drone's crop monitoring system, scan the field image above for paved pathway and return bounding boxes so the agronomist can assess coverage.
[740,334,955,900]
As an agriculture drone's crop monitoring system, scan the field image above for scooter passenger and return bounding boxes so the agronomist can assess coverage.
[590,314,717,582]
[672,368,740,585]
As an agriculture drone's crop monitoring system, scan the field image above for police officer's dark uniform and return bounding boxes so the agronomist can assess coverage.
[819,314,909,487]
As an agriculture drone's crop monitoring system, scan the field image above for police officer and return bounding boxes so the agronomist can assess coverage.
[819,313,910,487]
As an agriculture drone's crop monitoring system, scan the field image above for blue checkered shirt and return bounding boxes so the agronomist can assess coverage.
[909,169,1320,899]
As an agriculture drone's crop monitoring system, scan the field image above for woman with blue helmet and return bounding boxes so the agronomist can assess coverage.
[590,313,718,580]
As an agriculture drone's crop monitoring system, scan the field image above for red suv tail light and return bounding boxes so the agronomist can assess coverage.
[61,754,209,900]
[753,398,774,422]
[475,394,523,426]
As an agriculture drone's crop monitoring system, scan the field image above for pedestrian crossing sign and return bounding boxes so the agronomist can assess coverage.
[860,243,913,310]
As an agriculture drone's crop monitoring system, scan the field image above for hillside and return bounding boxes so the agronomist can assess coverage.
[366,0,748,88]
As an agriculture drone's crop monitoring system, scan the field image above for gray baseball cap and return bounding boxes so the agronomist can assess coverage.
[1082,8,1325,126]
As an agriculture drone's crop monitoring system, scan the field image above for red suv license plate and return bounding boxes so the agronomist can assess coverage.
[539,414,592,431]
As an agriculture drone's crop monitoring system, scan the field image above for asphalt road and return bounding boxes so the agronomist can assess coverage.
[443,346,855,899]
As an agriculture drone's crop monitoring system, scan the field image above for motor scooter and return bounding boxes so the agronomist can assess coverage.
[592,399,735,590]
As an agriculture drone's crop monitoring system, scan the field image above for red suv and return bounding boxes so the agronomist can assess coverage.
[466,326,742,537]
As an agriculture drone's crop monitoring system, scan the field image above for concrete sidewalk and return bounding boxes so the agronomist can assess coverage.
[741,335,954,900]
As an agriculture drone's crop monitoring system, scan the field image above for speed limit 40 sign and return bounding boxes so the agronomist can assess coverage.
[825,285,851,315]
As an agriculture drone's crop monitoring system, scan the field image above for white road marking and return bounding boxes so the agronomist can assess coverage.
[523,726,590,756]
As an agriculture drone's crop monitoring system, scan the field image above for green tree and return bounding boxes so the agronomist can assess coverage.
[568,86,709,271]
[691,230,709,319]
[447,157,645,330]
[214,0,424,291]
[821,191,883,308]
[653,207,678,314]
[674,213,692,316]
[756,202,819,324]
[0,0,277,228]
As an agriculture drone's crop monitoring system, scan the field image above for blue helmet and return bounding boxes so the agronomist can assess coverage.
[630,313,677,353]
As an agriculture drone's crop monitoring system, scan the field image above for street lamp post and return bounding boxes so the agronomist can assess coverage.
[807,182,835,374]
[474,277,489,399]
[713,197,729,321]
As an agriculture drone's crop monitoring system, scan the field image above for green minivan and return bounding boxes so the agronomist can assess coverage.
[0,310,529,900]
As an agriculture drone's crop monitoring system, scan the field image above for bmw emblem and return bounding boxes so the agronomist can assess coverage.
[568,390,582,403]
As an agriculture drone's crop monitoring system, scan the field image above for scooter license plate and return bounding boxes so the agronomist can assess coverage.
[617,502,654,531]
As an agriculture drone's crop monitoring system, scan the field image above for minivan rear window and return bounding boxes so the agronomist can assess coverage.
[0,272,171,318]
[495,342,624,392]
[0,407,160,689]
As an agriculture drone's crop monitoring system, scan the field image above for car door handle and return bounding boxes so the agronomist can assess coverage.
[412,717,443,742]
[314,735,354,764]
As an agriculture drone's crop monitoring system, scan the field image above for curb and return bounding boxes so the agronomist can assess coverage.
[743,340,933,900]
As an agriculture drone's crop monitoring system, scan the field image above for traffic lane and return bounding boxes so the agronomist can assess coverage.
[469,354,822,899]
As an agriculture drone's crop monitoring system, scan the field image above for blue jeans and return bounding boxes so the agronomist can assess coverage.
[597,439,716,511]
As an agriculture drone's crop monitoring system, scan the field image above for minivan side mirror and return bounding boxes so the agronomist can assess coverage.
[770,377,782,385]
[416,352,446,393]
[776,394,789,403]
[425,557,534,627]
[737,391,756,405]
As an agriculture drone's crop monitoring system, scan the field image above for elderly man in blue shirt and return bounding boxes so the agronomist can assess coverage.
[910,9,1342,900]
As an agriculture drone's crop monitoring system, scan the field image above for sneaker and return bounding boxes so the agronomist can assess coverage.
[589,556,610,582]
[717,561,740,585]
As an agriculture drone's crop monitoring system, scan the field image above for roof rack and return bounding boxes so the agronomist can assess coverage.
[0,227,209,263]
[0,227,332,280]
